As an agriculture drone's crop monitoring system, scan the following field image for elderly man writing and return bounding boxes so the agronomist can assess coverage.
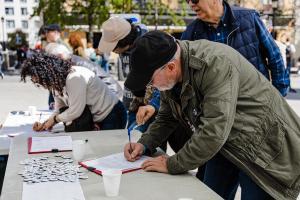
[181,0,290,198]
[123,31,300,200]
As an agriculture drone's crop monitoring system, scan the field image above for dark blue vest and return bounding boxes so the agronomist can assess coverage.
[181,2,270,79]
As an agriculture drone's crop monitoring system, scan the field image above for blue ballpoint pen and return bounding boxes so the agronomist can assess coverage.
[127,124,140,154]
[127,128,133,154]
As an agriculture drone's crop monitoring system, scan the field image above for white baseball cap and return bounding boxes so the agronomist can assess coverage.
[98,17,131,53]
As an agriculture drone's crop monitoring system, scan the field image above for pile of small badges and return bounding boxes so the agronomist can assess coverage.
[18,154,88,184]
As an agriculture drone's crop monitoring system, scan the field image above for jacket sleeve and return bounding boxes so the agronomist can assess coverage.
[50,94,66,118]
[180,30,189,40]
[147,89,160,112]
[57,75,87,122]
[138,93,179,154]
[254,12,289,96]
[167,56,240,174]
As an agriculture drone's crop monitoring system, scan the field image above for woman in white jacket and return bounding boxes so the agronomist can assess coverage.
[21,53,126,132]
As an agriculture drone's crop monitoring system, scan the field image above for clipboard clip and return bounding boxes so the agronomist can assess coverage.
[51,148,59,153]
[86,166,96,171]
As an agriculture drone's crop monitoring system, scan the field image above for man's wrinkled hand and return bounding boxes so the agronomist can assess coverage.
[136,105,155,125]
[124,142,144,162]
[141,155,168,173]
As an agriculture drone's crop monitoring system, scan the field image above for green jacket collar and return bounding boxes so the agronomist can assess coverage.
[163,41,196,112]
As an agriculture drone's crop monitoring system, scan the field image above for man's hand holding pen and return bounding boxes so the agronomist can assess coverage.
[124,143,169,173]
[124,142,144,162]
[136,105,155,125]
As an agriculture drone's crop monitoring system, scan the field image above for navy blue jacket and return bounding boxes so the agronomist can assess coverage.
[181,2,289,96]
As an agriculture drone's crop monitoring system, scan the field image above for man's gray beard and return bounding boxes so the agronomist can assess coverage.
[157,81,176,91]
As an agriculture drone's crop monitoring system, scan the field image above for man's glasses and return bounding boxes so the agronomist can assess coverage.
[186,0,199,4]
[146,56,176,87]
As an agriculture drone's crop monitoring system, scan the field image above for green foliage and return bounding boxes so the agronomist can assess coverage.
[33,0,109,28]
[69,0,109,26]
[33,0,68,25]
[109,0,135,13]
[134,0,188,26]
[7,30,28,50]
[32,0,188,36]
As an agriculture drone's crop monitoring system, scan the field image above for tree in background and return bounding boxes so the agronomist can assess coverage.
[33,0,68,25]
[7,30,28,50]
[137,0,187,26]
[110,0,188,26]
[33,0,109,42]
[66,0,109,42]
[33,0,188,41]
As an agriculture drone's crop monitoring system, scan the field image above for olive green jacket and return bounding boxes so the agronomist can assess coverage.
[138,40,300,200]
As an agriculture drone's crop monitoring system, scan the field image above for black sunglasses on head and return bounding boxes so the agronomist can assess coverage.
[186,0,199,4]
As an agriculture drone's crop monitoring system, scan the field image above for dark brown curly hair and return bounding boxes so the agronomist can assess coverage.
[21,53,72,96]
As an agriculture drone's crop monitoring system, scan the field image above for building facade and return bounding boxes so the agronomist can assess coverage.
[0,0,41,49]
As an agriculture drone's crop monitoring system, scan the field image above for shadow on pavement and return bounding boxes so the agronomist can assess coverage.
[286,89,300,100]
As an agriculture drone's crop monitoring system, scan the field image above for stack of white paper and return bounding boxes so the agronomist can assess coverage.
[22,181,85,200]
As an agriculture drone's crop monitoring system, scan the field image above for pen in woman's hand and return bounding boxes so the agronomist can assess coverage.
[39,112,42,122]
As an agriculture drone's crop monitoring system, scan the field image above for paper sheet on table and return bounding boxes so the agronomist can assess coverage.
[80,152,150,173]
[22,181,85,200]
[29,136,72,153]
[1,110,55,137]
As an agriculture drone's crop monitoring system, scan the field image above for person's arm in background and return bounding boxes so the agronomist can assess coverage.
[254,12,289,96]
[136,88,160,125]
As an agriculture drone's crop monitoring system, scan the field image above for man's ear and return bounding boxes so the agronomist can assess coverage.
[166,62,176,72]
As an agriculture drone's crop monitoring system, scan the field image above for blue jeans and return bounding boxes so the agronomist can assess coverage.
[99,101,127,130]
[202,153,274,200]
[127,111,155,133]
[0,155,8,195]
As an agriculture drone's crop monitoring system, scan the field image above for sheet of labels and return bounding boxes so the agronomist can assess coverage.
[19,155,86,200]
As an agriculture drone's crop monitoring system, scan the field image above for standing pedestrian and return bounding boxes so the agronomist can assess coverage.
[0,45,4,79]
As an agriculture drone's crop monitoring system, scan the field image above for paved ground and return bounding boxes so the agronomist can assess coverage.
[1,74,300,124]
[0,75,48,124]
[0,74,300,199]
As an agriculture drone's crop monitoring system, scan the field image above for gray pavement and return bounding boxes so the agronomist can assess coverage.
[0,75,48,125]
[1,74,300,125]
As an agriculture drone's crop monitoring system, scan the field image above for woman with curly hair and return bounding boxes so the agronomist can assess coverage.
[21,53,127,132]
